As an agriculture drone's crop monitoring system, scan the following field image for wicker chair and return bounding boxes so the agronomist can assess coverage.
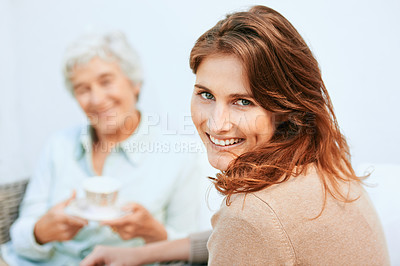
[0,179,29,245]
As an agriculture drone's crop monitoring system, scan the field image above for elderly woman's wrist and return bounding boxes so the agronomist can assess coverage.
[143,221,168,243]
[33,220,49,245]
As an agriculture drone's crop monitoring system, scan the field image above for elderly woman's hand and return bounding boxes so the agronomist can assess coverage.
[80,245,145,266]
[101,203,168,243]
[33,191,88,244]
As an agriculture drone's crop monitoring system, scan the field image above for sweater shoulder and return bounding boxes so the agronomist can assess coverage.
[211,192,297,263]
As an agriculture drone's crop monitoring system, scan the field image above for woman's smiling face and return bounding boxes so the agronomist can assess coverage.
[191,55,275,171]
[70,57,140,137]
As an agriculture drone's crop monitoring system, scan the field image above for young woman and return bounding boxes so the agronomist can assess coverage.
[81,5,389,265]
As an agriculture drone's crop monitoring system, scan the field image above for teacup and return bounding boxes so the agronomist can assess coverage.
[82,176,121,207]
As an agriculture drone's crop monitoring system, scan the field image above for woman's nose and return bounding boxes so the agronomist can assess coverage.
[207,104,233,133]
[89,85,106,106]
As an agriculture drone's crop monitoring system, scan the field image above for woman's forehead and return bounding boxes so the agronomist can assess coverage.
[70,57,121,81]
[195,55,251,94]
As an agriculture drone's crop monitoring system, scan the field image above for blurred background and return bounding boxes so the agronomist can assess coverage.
[1,0,399,177]
[0,0,399,262]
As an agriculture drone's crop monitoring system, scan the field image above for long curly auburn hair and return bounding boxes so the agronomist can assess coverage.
[189,5,364,209]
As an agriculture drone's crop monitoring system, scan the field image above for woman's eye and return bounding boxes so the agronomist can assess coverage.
[74,86,89,95]
[200,92,214,100]
[236,99,252,106]
[100,78,113,86]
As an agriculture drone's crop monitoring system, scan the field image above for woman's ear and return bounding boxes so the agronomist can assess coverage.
[132,82,141,101]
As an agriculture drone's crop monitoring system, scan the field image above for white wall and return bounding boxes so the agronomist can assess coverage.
[0,0,25,183]
[1,0,399,178]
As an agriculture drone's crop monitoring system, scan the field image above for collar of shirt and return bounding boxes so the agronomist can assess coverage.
[74,113,154,166]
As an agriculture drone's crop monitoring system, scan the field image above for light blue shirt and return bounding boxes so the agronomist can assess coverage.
[4,115,211,265]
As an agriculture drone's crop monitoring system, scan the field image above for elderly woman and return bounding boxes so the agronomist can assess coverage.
[4,32,209,265]
[82,5,389,266]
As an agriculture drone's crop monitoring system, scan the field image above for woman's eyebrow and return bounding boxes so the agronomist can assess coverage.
[98,73,114,79]
[194,84,211,91]
[229,93,252,99]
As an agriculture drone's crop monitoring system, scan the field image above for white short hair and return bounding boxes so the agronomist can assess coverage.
[62,31,143,94]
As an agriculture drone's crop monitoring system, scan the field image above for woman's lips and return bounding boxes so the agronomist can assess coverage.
[91,106,116,118]
[206,133,244,148]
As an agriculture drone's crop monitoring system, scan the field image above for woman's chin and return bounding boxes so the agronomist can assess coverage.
[208,155,232,172]
[92,123,121,137]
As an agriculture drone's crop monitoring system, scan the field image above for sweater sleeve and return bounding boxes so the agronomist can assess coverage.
[9,139,56,261]
[188,230,211,263]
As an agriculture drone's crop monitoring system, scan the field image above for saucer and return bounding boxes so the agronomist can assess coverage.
[65,199,129,221]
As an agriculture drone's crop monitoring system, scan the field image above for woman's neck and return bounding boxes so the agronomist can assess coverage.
[93,110,141,152]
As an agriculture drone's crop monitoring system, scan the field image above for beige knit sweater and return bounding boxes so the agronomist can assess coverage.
[207,167,390,265]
